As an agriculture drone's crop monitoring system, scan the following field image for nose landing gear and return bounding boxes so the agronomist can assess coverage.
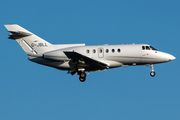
[150,64,156,77]
[150,71,156,77]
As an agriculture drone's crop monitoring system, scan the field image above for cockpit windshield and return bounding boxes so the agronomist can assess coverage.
[149,46,157,50]
[142,46,157,51]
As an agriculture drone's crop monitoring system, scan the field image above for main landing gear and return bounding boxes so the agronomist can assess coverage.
[150,64,156,77]
[69,70,87,82]
[78,71,87,82]
[68,59,87,82]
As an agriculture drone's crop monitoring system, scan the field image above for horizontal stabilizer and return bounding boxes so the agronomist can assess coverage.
[8,31,32,39]
[5,24,33,39]
[9,31,32,36]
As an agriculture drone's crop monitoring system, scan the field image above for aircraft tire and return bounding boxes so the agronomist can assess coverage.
[80,72,86,78]
[150,71,156,77]
[79,77,86,82]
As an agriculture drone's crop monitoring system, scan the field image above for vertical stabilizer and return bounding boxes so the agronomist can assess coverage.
[4,24,52,56]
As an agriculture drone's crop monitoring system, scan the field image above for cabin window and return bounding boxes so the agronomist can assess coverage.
[112,49,115,53]
[117,49,121,53]
[93,49,96,53]
[106,49,109,53]
[99,49,102,53]
[86,49,90,54]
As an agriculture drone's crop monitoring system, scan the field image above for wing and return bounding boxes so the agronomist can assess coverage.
[63,51,109,71]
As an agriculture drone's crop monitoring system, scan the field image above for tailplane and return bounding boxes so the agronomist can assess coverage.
[4,24,52,56]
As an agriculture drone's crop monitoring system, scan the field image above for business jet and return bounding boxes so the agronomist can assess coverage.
[4,24,175,82]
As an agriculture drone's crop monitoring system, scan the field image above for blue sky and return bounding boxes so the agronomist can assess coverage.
[0,0,180,120]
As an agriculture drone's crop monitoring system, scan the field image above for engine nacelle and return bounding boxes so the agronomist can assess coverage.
[43,49,69,61]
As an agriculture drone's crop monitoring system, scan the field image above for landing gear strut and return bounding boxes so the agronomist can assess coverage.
[79,71,86,82]
[150,64,156,77]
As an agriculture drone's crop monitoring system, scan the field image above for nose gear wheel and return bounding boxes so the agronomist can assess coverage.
[150,64,156,77]
[150,71,155,77]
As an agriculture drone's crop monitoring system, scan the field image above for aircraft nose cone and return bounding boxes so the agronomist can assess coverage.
[171,55,176,61]
[165,54,176,61]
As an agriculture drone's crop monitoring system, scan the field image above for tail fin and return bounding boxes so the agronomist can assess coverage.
[4,24,52,56]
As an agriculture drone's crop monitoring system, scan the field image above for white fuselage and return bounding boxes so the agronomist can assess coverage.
[29,44,175,71]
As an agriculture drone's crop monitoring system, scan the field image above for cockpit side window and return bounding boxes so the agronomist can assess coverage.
[142,46,145,50]
[146,46,150,50]
[142,46,157,51]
